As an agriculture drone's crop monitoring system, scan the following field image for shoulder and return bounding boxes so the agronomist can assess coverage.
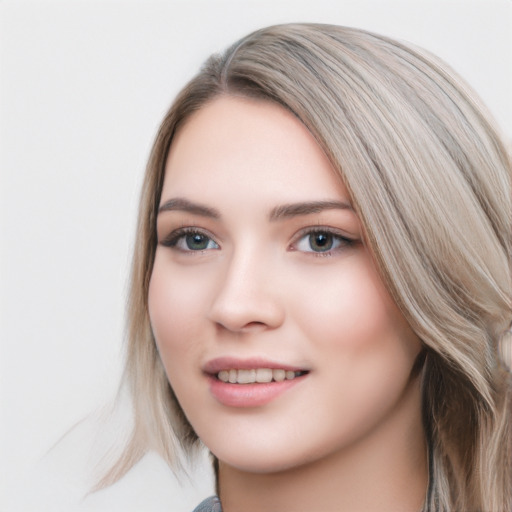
[192,495,222,512]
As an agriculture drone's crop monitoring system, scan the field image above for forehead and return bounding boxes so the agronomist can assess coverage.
[162,96,349,204]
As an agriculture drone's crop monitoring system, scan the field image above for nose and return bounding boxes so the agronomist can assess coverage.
[207,248,285,333]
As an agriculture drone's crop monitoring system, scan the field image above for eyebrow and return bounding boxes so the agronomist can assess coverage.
[158,198,221,218]
[269,200,353,221]
[157,197,353,220]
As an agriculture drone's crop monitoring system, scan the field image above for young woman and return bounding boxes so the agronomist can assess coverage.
[101,24,512,511]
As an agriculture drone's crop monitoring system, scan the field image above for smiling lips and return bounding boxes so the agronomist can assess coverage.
[204,358,309,407]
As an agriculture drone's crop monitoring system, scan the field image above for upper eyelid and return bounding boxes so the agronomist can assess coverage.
[289,226,356,254]
[159,226,220,247]
[291,226,355,242]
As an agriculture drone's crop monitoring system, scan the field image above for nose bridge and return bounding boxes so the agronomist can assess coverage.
[208,239,284,332]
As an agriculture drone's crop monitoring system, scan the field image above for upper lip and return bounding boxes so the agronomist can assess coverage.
[202,357,309,375]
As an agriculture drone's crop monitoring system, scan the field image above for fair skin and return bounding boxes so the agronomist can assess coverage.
[149,96,427,512]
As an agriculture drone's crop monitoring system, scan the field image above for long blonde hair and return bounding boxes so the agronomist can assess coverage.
[101,24,512,511]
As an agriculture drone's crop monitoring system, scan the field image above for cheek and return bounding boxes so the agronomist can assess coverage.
[292,257,396,342]
[148,256,206,365]
[292,253,421,380]
[147,256,214,421]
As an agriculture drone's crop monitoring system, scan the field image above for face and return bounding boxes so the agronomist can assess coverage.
[149,96,423,474]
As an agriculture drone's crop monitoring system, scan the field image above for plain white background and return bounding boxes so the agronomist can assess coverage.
[1,1,511,510]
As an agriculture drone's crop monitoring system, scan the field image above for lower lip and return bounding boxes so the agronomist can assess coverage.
[207,374,307,408]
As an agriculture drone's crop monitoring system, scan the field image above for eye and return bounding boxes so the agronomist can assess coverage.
[294,229,352,254]
[161,228,219,252]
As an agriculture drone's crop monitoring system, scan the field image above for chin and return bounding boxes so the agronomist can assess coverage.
[217,453,301,474]
[211,440,326,475]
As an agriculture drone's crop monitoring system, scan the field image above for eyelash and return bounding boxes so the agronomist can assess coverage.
[160,227,354,255]
[291,227,354,257]
[160,227,219,252]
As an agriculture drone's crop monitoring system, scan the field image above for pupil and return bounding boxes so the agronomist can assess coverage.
[186,233,208,250]
[311,232,332,252]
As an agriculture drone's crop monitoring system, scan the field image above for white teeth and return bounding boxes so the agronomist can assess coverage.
[216,368,305,384]
[218,370,229,382]
[256,368,273,383]
[273,369,286,382]
[237,369,255,384]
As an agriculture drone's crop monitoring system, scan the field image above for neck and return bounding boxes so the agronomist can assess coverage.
[217,376,427,512]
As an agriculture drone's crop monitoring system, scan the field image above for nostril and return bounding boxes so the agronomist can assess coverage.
[240,321,268,332]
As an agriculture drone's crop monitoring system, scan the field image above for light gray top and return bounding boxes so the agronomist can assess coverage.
[192,496,222,512]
